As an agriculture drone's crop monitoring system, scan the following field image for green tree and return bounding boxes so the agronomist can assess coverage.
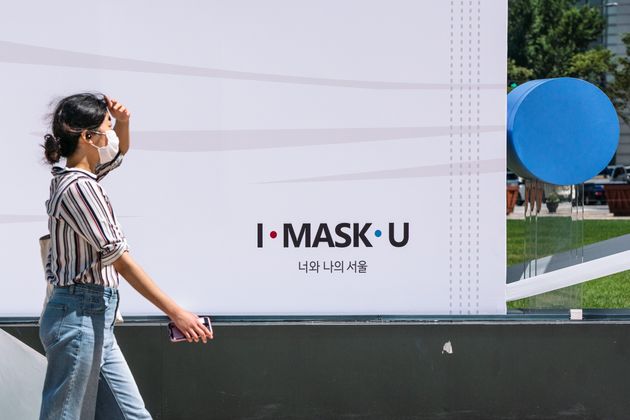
[508,0,630,124]
[508,0,609,87]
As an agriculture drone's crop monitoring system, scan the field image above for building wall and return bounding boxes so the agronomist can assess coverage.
[607,3,630,164]
[582,1,630,164]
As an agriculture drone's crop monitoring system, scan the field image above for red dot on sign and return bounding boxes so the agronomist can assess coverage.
[270,231,277,239]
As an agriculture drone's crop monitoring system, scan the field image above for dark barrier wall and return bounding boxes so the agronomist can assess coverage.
[4,321,630,419]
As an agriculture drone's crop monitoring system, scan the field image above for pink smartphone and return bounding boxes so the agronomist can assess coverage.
[168,316,212,342]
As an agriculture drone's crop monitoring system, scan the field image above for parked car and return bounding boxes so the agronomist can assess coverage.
[574,182,606,205]
[507,170,525,205]
[573,165,629,205]
[603,165,630,183]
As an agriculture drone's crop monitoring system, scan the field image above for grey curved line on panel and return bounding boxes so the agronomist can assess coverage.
[31,126,504,152]
[0,40,505,90]
[0,215,139,225]
[259,158,505,184]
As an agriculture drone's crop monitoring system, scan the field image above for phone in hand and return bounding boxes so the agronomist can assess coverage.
[168,316,212,342]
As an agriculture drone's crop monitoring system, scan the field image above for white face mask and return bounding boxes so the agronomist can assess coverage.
[88,129,120,165]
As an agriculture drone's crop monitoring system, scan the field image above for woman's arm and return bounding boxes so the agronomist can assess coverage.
[105,96,130,155]
[114,120,130,155]
[112,251,213,343]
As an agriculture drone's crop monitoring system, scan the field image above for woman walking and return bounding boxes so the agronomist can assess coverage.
[39,92,212,419]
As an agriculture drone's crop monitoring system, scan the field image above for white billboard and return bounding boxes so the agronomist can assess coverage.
[0,0,507,316]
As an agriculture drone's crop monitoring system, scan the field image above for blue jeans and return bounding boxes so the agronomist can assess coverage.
[39,283,152,419]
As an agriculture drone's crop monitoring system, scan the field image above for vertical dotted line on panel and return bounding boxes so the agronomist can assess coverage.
[475,0,481,314]
[467,0,473,315]
[449,0,454,315]
[459,0,464,315]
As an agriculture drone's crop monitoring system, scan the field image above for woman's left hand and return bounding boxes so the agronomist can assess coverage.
[105,95,131,122]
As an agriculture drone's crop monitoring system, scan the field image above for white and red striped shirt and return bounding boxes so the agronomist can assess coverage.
[45,151,129,288]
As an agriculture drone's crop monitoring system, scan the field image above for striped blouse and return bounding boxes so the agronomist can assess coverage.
[45,151,129,288]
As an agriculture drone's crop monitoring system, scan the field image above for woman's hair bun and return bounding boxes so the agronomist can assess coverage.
[43,133,61,164]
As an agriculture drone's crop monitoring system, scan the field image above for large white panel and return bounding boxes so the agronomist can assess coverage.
[0,0,507,316]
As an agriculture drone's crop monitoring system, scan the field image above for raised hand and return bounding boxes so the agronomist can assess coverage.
[104,95,131,122]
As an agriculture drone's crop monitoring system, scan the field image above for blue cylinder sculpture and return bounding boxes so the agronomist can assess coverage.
[507,77,619,185]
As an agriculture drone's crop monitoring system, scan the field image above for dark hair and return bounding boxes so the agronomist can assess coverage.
[41,92,108,165]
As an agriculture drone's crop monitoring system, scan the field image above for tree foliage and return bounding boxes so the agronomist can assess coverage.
[508,0,606,84]
[508,0,630,123]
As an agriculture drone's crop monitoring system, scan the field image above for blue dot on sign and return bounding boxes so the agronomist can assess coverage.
[375,230,382,238]
[507,77,619,185]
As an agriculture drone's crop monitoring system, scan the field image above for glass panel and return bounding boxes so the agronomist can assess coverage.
[509,179,584,310]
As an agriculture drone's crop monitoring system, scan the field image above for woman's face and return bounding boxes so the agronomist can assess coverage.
[81,112,113,165]
[87,112,113,147]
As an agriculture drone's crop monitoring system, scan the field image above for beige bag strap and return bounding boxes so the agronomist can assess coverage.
[38,235,53,325]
